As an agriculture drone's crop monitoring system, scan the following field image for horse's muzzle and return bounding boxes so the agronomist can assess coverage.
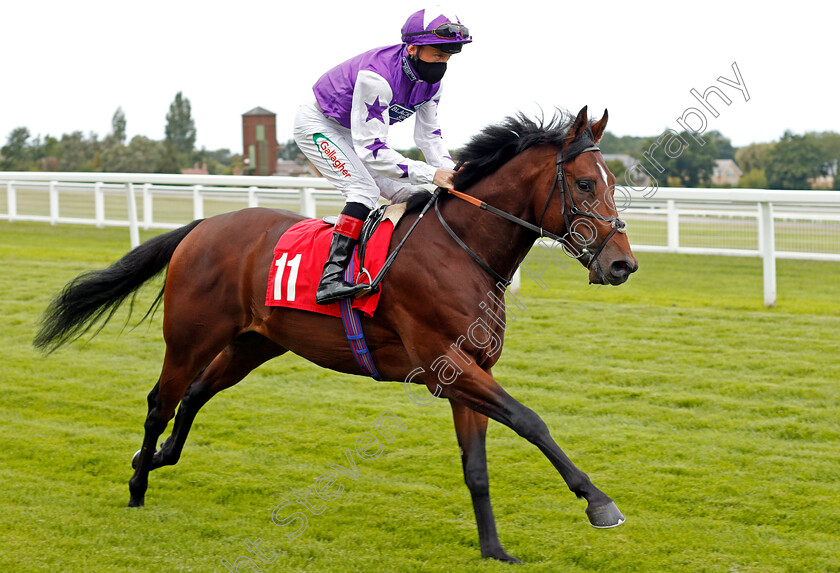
[590,257,638,285]
[607,257,638,285]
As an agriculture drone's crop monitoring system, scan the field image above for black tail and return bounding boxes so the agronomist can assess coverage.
[33,220,204,353]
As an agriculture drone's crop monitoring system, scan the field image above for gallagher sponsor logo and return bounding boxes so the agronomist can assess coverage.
[313,133,352,179]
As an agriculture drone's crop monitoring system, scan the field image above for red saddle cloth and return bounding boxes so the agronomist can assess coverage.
[265,218,394,318]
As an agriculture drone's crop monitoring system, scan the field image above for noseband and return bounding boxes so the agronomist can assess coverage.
[439,140,627,285]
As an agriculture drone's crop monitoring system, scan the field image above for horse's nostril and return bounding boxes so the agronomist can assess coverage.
[610,259,636,278]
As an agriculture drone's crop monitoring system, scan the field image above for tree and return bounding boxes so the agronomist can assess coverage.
[811,131,840,185]
[156,141,181,174]
[278,138,304,161]
[165,92,196,159]
[398,147,424,161]
[39,135,61,171]
[194,147,236,174]
[101,135,164,173]
[735,142,775,174]
[57,131,101,171]
[42,135,60,159]
[641,129,720,187]
[739,169,767,189]
[813,131,840,164]
[605,158,627,182]
[1,127,32,170]
[111,107,127,145]
[704,130,735,160]
[599,132,647,158]
[765,131,825,189]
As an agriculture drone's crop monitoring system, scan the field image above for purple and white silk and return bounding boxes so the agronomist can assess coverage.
[294,43,455,208]
[294,103,425,209]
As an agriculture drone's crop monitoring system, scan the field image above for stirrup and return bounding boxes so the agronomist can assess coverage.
[316,279,370,305]
[353,268,376,298]
[353,284,373,299]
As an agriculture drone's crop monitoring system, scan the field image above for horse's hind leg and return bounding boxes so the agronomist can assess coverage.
[148,332,287,471]
[128,331,232,507]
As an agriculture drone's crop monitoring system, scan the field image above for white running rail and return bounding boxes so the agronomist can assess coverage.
[1,172,839,307]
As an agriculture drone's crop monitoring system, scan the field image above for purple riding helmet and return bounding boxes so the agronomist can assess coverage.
[400,7,472,54]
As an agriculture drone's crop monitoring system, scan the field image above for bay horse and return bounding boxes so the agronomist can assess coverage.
[35,106,637,563]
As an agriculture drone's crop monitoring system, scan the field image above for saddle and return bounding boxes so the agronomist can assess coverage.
[264,190,439,378]
[265,196,433,318]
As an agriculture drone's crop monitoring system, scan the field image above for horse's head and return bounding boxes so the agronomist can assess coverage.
[538,106,638,285]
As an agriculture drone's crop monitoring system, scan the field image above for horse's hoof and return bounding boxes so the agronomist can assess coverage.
[128,497,144,508]
[131,449,141,469]
[586,501,625,528]
[482,548,521,564]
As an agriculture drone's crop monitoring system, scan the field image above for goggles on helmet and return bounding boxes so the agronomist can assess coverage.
[403,22,470,41]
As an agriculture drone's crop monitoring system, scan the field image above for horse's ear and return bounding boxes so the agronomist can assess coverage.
[567,105,589,142]
[591,109,608,144]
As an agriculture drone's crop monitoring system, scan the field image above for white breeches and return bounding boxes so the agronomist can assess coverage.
[293,103,424,210]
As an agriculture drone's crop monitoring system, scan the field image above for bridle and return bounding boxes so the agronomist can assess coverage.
[541,142,628,269]
[437,138,627,285]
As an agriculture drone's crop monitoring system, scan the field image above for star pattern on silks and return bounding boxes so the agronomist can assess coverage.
[365,96,387,123]
[432,129,442,137]
[365,138,389,159]
[397,164,409,178]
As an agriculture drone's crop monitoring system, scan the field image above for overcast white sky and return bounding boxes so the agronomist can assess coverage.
[2,1,838,154]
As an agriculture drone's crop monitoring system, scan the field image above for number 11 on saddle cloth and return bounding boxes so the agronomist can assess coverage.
[264,213,398,318]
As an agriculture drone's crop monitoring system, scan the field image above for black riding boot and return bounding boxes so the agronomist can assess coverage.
[315,207,371,304]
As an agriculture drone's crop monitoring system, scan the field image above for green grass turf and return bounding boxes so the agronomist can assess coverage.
[1,220,838,572]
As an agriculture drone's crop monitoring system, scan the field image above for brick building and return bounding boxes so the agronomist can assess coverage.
[242,107,279,175]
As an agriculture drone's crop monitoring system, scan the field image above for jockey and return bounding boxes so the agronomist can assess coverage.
[293,6,472,304]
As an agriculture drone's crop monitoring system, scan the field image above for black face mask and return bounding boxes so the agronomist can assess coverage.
[408,55,447,84]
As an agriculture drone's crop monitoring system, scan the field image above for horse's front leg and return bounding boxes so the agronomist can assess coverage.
[442,363,625,528]
[449,399,520,563]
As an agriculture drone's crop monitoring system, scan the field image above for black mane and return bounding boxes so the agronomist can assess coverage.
[402,110,592,212]
[453,110,588,190]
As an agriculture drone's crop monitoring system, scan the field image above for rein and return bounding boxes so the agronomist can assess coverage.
[437,144,627,283]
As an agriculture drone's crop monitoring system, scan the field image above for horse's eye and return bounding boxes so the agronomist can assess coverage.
[577,180,591,192]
